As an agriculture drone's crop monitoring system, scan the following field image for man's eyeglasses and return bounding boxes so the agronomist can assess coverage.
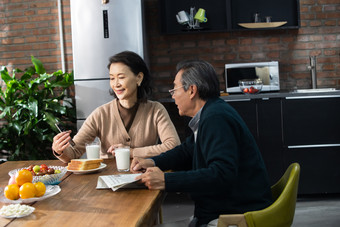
[168,86,184,96]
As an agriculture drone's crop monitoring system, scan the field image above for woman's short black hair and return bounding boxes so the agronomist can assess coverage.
[107,51,152,101]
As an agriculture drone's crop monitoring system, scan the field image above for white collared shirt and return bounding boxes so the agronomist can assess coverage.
[188,107,203,142]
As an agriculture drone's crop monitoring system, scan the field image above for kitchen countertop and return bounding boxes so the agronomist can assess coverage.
[221,89,340,100]
[160,89,340,103]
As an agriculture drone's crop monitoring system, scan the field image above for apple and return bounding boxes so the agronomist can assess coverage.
[33,165,40,173]
[40,164,48,171]
[54,169,61,174]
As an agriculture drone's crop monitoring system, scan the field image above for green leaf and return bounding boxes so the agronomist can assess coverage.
[23,120,34,135]
[21,73,32,81]
[25,66,36,76]
[46,101,67,114]
[0,106,11,118]
[0,67,12,82]
[28,97,38,117]
[44,112,59,130]
[31,56,46,74]
[11,122,23,134]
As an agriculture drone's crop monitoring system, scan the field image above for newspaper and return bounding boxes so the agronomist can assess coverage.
[96,174,145,191]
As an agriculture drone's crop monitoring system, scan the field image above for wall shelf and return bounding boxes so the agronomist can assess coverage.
[159,0,300,34]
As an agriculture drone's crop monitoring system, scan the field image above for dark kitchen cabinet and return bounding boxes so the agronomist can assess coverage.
[164,93,340,194]
[282,96,340,194]
[256,98,284,184]
[282,97,340,145]
[226,98,283,185]
[285,146,340,194]
[226,94,340,194]
[226,98,258,139]
[159,0,300,34]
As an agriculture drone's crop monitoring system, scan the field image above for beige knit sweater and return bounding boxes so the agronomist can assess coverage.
[54,99,180,163]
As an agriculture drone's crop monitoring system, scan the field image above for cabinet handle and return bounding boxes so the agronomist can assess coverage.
[288,144,340,149]
[286,95,340,100]
[225,99,251,102]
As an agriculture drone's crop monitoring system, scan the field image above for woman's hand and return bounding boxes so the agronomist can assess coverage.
[107,143,131,156]
[52,131,72,155]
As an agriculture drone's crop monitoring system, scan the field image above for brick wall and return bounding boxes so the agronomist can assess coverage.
[1,0,339,101]
[0,0,73,73]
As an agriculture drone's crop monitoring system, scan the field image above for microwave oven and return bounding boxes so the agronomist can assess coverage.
[225,61,280,93]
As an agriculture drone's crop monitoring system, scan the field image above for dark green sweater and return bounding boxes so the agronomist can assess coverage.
[152,98,272,225]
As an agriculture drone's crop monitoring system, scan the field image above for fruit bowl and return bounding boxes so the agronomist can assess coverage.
[239,79,263,94]
[9,166,67,185]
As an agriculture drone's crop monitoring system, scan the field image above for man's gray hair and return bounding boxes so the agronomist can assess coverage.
[176,60,220,100]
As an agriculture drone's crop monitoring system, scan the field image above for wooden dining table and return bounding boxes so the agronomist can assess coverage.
[0,159,165,227]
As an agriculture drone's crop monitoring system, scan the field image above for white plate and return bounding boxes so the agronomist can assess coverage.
[238,21,287,28]
[67,163,107,174]
[0,204,35,218]
[0,185,61,204]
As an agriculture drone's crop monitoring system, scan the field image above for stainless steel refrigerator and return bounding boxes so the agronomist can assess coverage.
[70,0,146,129]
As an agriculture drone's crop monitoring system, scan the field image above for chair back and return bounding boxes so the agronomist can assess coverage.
[244,163,300,227]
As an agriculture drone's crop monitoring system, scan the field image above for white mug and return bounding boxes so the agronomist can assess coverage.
[176,10,189,24]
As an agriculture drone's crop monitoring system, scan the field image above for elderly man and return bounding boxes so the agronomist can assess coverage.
[132,60,272,227]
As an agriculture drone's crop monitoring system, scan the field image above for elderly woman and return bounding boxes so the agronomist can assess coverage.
[52,51,180,163]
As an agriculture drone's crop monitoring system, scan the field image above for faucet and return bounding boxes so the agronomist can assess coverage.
[307,56,317,89]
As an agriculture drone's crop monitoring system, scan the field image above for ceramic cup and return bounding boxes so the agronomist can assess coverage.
[194,8,208,23]
[176,10,189,24]
[115,146,130,172]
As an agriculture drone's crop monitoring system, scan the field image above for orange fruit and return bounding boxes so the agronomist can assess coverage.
[19,182,36,199]
[15,169,33,186]
[34,182,46,197]
[4,184,20,200]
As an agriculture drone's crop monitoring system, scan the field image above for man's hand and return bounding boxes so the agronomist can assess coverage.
[136,167,165,190]
[130,157,155,173]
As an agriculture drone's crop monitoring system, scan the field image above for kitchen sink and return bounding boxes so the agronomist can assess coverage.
[292,88,337,93]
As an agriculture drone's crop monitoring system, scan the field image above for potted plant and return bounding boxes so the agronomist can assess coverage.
[0,56,76,160]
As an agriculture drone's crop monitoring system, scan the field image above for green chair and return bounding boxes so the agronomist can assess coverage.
[218,163,300,227]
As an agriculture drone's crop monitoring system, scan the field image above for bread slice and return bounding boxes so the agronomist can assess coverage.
[67,159,103,171]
